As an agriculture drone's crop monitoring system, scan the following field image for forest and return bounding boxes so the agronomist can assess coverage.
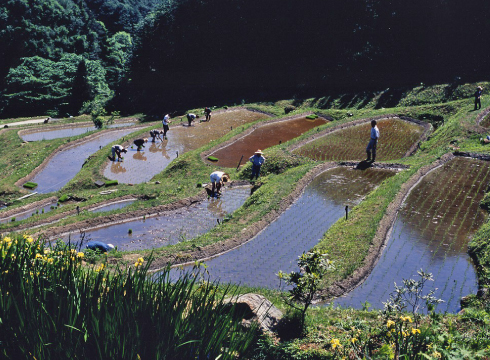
[1,0,489,117]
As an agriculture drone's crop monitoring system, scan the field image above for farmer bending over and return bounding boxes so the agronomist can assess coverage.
[133,138,148,151]
[86,241,114,253]
[186,113,197,126]
[210,171,230,195]
[204,107,212,122]
[150,129,163,142]
[111,144,127,161]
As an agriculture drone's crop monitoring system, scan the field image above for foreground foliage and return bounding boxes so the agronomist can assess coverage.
[0,234,255,359]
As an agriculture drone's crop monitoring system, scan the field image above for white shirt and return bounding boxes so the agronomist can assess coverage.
[210,171,225,183]
[163,115,169,125]
[371,126,380,140]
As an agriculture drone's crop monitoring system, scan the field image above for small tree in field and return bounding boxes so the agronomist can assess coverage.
[278,250,334,331]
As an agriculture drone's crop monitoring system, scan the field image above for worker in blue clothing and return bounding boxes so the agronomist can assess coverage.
[366,120,380,162]
[86,241,115,252]
[249,149,266,180]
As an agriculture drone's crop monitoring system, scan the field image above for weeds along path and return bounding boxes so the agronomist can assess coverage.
[332,155,490,312]
[102,109,270,184]
[167,165,396,289]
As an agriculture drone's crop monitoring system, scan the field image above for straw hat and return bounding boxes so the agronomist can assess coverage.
[255,149,263,155]
[478,86,483,90]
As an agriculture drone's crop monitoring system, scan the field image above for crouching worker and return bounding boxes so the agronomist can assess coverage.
[150,129,163,142]
[481,135,490,144]
[111,144,127,161]
[133,138,148,151]
[210,171,230,195]
[86,241,114,252]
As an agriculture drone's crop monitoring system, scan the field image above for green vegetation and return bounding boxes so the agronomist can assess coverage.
[105,180,118,186]
[58,194,70,202]
[0,234,255,359]
[22,181,38,189]
[207,155,219,162]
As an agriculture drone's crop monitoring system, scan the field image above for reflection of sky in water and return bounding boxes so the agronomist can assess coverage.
[30,128,136,193]
[0,202,58,224]
[66,187,251,250]
[335,158,490,313]
[21,122,135,141]
[169,167,394,288]
[90,200,136,213]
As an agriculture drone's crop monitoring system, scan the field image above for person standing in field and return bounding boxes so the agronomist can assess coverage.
[249,149,266,180]
[204,107,212,122]
[366,120,380,162]
[209,171,230,195]
[475,86,483,110]
[111,144,127,161]
[162,114,170,139]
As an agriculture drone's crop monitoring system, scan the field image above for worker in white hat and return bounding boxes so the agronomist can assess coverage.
[249,149,265,180]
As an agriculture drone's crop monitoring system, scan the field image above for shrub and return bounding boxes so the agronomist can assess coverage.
[306,114,318,119]
[207,156,219,162]
[284,105,296,114]
[58,194,70,202]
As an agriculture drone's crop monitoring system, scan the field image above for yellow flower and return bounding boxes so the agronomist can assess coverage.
[44,249,50,254]
[400,315,413,323]
[350,337,358,343]
[47,258,54,264]
[95,263,105,272]
[3,237,11,243]
[411,328,421,335]
[135,257,144,267]
[386,320,395,328]
[77,252,84,259]
[432,351,442,359]
[26,236,34,244]
[330,338,342,349]
[35,253,43,259]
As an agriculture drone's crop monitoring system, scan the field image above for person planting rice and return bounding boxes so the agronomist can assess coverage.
[186,113,197,126]
[162,114,171,139]
[249,149,265,180]
[133,138,148,151]
[203,107,212,122]
[111,144,127,161]
[210,171,230,195]
[86,241,114,252]
[150,129,163,142]
[366,120,380,162]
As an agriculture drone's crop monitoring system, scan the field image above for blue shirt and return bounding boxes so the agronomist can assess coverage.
[249,154,265,166]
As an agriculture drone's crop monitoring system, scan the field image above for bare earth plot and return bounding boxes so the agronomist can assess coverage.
[335,157,490,312]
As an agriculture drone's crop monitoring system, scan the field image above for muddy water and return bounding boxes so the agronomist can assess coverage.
[209,116,326,168]
[30,128,137,193]
[295,118,425,162]
[66,186,251,250]
[170,167,395,288]
[0,202,58,224]
[90,200,136,213]
[335,158,490,313]
[21,122,136,141]
[103,110,268,184]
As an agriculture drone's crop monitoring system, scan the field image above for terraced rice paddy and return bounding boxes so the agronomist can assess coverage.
[0,202,58,224]
[103,109,269,184]
[208,116,327,168]
[170,167,395,288]
[294,118,425,162]
[30,128,137,193]
[21,122,136,141]
[90,200,136,213]
[335,157,490,313]
[66,186,251,250]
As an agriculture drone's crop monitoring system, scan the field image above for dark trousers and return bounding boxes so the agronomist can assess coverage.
[475,98,481,110]
[251,164,261,179]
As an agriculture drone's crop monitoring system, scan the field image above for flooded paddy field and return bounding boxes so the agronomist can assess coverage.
[208,116,327,168]
[29,128,137,193]
[103,109,268,184]
[65,186,251,250]
[294,118,425,162]
[170,167,395,288]
[335,157,490,313]
[90,199,137,213]
[21,122,136,141]
[0,202,59,224]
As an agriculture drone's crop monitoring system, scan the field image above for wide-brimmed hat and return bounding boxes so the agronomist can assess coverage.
[255,149,263,155]
[478,86,483,90]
